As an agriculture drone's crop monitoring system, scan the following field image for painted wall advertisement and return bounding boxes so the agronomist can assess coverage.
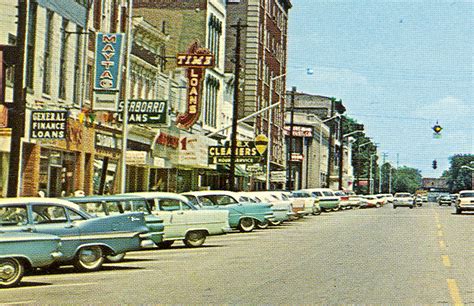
[93,33,125,111]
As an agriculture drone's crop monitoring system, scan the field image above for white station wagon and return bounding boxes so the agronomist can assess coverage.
[127,192,231,248]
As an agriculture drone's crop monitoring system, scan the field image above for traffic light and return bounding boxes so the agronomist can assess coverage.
[432,160,437,169]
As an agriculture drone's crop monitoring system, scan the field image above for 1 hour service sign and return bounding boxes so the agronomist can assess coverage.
[30,111,68,139]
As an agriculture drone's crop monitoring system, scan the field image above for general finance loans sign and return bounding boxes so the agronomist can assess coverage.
[116,100,167,124]
[175,42,214,129]
[30,111,67,139]
[93,33,125,111]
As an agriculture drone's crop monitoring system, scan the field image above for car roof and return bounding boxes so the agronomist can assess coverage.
[182,190,238,197]
[0,197,85,211]
[459,190,474,194]
[66,194,146,202]
[124,192,189,202]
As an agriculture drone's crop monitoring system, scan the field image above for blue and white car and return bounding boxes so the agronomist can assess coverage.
[0,198,152,272]
[182,191,274,232]
[0,232,62,287]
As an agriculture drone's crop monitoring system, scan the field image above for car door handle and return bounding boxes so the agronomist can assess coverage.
[64,223,75,229]
[177,211,184,215]
[22,227,33,232]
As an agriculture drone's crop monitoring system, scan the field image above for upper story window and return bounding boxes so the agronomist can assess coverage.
[42,10,54,95]
[207,14,223,67]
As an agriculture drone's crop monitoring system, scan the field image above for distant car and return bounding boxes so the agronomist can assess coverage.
[303,188,340,212]
[455,190,474,214]
[127,192,231,247]
[421,195,428,202]
[375,194,388,206]
[438,195,452,206]
[289,190,320,217]
[347,195,364,208]
[335,191,351,209]
[238,191,296,226]
[381,194,394,203]
[0,232,62,288]
[361,195,380,208]
[449,194,459,205]
[393,193,414,209]
[0,198,152,271]
[182,191,274,232]
[414,196,423,207]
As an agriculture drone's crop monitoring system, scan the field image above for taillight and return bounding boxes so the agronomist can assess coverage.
[341,196,349,201]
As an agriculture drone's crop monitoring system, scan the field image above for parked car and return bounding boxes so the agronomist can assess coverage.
[303,188,340,212]
[393,193,414,209]
[361,195,380,208]
[289,190,320,217]
[421,195,428,202]
[0,232,62,288]
[335,191,351,209]
[182,191,274,232]
[0,198,152,271]
[455,190,474,214]
[125,192,231,247]
[67,194,165,255]
[381,194,395,203]
[375,194,388,206]
[438,195,452,206]
[414,196,423,207]
[238,192,295,226]
[449,194,459,205]
[347,195,364,208]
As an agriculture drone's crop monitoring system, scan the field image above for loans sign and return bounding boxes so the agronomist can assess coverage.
[116,100,167,124]
[30,111,67,139]
[175,42,214,129]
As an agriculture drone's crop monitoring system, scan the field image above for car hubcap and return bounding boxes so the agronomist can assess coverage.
[0,260,18,282]
[242,219,253,228]
[188,232,201,241]
[79,247,102,266]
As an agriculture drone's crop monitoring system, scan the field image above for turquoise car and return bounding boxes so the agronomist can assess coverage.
[302,188,340,212]
[0,232,62,287]
[67,195,165,252]
[0,198,152,272]
[182,191,274,232]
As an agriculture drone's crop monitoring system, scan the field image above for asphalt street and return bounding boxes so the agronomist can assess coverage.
[1,202,472,304]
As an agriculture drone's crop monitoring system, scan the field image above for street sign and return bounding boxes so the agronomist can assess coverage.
[255,134,268,155]
[116,100,167,124]
[270,171,286,183]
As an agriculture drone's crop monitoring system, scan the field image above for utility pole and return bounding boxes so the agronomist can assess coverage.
[338,114,344,190]
[229,19,246,192]
[7,0,28,197]
[389,166,392,194]
[380,152,388,193]
[286,86,296,190]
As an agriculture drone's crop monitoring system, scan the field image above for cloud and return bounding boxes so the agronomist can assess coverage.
[413,96,471,120]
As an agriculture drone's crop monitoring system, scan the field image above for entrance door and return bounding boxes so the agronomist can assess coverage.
[48,166,62,197]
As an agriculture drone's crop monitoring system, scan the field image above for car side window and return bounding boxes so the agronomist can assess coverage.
[104,201,121,215]
[67,208,86,221]
[216,195,237,205]
[198,197,215,207]
[159,199,181,211]
[79,202,107,216]
[32,205,67,224]
[0,205,28,226]
[122,200,148,214]
[181,201,193,210]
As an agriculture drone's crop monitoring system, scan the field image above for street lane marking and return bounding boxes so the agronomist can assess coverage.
[447,279,463,305]
[442,255,451,267]
[437,230,444,237]
[0,301,36,305]
[439,240,446,249]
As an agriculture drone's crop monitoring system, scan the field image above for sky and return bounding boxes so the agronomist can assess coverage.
[286,0,473,178]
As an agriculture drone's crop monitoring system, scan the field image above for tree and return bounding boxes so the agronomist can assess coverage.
[392,166,422,194]
[445,154,474,192]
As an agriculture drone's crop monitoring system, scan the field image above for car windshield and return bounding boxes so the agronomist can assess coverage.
[460,192,474,198]
[198,195,238,206]
[322,191,333,196]
[395,194,411,198]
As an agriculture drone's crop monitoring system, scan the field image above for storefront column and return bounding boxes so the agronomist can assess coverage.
[21,143,40,196]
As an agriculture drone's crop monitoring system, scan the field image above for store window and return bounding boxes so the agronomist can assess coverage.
[93,156,118,195]
[38,149,77,197]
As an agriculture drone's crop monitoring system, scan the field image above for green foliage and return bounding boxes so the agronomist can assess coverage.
[445,154,474,192]
[392,166,422,194]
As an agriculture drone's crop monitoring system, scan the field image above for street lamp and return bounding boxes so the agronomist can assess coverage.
[266,73,286,190]
[339,129,364,190]
[343,130,364,138]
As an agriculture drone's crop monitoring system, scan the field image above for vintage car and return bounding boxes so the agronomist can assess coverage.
[182,191,274,232]
[123,192,231,248]
[0,198,152,271]
[303,188,340,212]
[455,190,474,214]
[0,232,62,287]
[237,191,295,226]
[67,194,165,257]
[393,193,414,209]
[288,190,319,217]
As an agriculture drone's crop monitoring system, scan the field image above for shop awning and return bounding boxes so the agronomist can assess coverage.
[216,164,250,177]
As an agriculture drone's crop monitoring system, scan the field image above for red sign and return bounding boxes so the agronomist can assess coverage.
[357,180,368,187]
[284,126,313,137]
[175,42,214,129]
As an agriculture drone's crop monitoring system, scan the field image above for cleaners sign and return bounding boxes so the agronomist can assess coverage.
[93,33,125,111]
[30,111,67,139]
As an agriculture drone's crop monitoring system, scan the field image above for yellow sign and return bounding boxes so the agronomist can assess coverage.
[255,134,268,155]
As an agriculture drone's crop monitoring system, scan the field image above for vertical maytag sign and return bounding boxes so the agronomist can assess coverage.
[93,33,125,111]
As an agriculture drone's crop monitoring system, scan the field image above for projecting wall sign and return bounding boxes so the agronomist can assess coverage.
[175,42,214,129]
[30,111,68,139]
